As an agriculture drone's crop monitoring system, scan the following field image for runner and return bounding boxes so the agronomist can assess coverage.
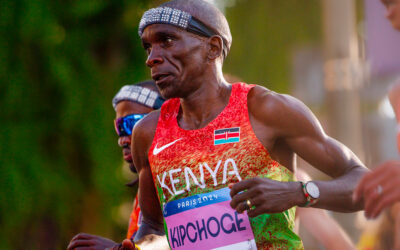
[112,81,165,241]
[123,1,369,249]
[67,81,165,250]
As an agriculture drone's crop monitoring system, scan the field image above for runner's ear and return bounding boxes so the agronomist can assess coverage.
[207,35,223,61]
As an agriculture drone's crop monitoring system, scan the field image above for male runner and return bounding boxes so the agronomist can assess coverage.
[125,1,368,249]
[353,0,400,219]
[128,0,369,249]
[67,81,165,249]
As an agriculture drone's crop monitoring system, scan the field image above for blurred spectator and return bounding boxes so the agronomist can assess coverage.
[354,1,400,249]
[354,0,400,220]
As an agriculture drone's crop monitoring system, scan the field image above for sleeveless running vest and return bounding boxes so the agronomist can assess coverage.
[149,82,303,249]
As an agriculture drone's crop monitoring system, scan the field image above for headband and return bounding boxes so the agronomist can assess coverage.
[138,7,228,58]
[112,85,165,110]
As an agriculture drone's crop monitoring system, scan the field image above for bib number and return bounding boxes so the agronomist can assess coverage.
[163,187,257,250]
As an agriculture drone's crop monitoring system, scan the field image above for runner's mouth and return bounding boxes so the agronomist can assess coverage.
[123,154,132,162]
[123,147,132,162]
[153,73,172,85]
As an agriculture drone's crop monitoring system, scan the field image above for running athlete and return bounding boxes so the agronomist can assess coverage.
[67,81,165,250]
[128,1,368,249]
[353,0,400,219]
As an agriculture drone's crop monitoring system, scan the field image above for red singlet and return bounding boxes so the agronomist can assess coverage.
[149,83,303,249]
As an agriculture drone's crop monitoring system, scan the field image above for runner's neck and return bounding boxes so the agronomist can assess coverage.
[178,81,231,130]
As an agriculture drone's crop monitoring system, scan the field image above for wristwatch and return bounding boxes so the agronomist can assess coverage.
[299,181,320,207]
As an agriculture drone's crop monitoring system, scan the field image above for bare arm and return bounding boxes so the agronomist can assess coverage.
[230,86,368,214]
[67,233,118,250]
[130,111,167,242]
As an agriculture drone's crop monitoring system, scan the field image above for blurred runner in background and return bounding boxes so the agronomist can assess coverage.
[67,81,165,250]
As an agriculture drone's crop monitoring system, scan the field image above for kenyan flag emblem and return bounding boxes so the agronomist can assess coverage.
[214,127,240,145]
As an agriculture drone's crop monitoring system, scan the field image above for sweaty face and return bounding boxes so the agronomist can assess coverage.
[115,100,153,173]
[382,0,400,30]
[141,24,209,99]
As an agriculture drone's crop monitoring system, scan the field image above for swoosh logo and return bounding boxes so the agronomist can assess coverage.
[153,138,182,155]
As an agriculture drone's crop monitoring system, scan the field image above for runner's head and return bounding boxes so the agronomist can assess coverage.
[112,81,164,173]
[138,0,232,98]
[381,0,400,30]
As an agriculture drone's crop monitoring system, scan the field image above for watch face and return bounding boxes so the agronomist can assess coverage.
[306,182,320,199]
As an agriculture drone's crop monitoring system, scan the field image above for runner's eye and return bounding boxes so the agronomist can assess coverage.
[146,47,152,55]
[163,37,173,47]
[143,44,152,55]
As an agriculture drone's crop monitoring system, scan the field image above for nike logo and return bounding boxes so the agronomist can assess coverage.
[153,138,182,155]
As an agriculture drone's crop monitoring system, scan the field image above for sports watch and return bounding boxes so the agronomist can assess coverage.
[299,181,320,207]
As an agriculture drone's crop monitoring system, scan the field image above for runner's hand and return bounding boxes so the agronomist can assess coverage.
[67,233,118,250]
[116,239,137,250]
[229,177,303,217]
[353,160,400,218]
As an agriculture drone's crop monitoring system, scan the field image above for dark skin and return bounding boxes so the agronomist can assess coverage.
[67,233,117,250]
[132,23,368,241]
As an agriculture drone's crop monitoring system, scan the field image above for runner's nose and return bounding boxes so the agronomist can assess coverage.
[146,46,164,68]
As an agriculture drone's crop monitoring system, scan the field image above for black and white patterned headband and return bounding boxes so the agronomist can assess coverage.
[138,6,228,57]
[112,85,165,110]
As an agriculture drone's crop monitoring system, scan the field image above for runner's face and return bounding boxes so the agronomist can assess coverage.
[115,100,153,173]
[141,24,208,99]
[382,0,400,30]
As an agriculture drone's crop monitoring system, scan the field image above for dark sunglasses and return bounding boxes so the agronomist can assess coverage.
[114,113,146,137]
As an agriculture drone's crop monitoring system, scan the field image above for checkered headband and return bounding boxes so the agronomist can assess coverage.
[138,6,228,58]
[112,85,165,110]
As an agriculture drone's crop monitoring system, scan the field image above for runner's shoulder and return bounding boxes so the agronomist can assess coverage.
[248,84,323,137]
[133,110,160,146]
[248,85,306,122]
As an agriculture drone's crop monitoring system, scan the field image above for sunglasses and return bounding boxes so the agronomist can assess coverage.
[114,113,146,137]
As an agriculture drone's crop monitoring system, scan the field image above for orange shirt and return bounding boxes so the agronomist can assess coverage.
[127,196,141,239]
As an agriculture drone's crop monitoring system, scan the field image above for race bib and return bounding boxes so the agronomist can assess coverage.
[163,187,257,250]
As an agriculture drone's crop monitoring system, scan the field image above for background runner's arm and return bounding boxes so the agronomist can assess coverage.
[131,111,166,240]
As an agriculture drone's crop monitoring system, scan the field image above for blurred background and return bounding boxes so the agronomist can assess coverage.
[1,0,399,249]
